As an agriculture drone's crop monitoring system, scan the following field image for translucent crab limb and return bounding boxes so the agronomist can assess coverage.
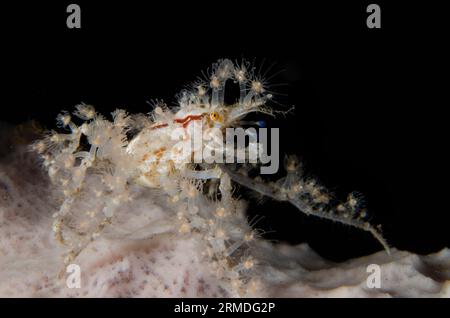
[183,167,223,180]
[238,82,247,105]
[219,164,391,254]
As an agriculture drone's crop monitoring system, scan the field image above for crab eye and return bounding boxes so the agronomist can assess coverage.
[210,112,220,121]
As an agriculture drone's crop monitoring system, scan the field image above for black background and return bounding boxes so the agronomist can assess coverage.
[1,1,447,261]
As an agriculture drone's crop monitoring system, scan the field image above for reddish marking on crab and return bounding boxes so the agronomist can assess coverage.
[174,114,205,128]
[150,114,205,131]
[153,147,166,159]
[150,123,169,130]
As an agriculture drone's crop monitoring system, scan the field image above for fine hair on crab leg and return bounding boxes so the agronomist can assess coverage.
[288,197,391,254]
[219,164,391,254]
